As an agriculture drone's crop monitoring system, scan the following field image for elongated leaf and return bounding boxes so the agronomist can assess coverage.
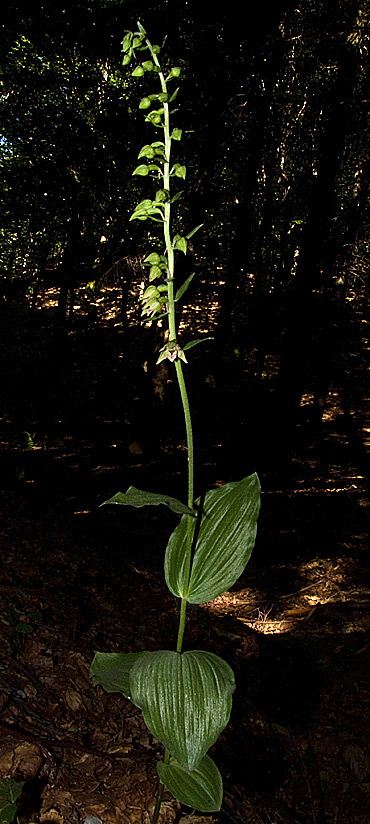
[185,223,204,240]
[100,486,195,517]
[136,21,147,37]
[175,273,195,302]
[165,473,261,604]
[157,754,222,812]
[169,189,184,204]
[169,87,179,102]
[129,649,235,770]
[90,651,149,698]
[183,336,214,351]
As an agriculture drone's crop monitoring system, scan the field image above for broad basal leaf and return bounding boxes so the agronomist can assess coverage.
[90,651,149,698]
[129,649,235,770]
[164,473,261,603]
[100,486,195,517]
[157,754,222,812]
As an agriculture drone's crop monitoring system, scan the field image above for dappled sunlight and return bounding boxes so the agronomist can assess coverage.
[203,546,370,636]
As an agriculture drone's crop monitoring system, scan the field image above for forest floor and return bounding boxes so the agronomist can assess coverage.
[0,285,370,824]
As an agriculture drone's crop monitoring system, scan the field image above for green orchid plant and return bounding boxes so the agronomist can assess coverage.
[90,22,261,824]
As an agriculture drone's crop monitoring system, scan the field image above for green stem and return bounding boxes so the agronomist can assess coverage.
[174,360,194,510]
[151,781,165,824]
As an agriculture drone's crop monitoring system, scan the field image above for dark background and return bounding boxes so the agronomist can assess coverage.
[0,3,369,823]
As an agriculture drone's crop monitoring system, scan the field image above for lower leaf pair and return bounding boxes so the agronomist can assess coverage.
[90,648,235,811]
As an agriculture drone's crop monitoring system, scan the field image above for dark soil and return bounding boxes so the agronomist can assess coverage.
[0,286,369,824]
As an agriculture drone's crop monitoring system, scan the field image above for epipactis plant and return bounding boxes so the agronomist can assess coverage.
[90,22,261,823]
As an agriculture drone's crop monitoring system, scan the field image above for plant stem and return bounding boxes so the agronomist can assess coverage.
[174,360,194,511]
[151,781,165,824]
[146,31,195,823]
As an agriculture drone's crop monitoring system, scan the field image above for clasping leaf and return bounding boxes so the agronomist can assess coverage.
[165,473,261,603]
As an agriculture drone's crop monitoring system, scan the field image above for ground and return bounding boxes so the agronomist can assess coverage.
[0,284,369,824]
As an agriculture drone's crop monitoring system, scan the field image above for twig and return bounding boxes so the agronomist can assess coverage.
[0,721,129,762]
[278,579,326,600]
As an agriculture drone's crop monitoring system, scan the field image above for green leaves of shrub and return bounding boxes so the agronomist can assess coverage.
[165,473,261,603]
[0,778,24,824]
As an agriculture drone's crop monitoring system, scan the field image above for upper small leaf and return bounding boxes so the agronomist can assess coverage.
[136,21,147,37]
[101,486,195,517]
[183,337,214,351]
[185,223,204,240]
[175,273,195,302]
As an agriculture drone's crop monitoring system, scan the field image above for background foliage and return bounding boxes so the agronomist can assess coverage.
[1,0,369,453]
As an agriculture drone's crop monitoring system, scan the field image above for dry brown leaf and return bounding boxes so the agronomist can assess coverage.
[65,687,83,711]
[40,790,74,823]
[1,742,43,779]
[0,748,14,775]
[40,808,64,824]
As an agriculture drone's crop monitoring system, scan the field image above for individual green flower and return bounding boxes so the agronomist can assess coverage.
[156,341,188,364]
